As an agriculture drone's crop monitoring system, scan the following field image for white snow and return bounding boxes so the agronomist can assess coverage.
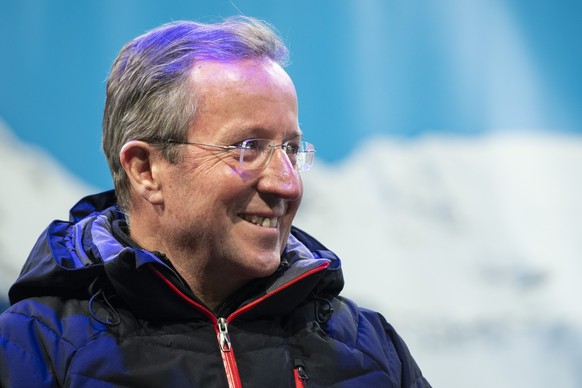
[295,133,582,387]
[0,119,96,295]
[1,117,581,387]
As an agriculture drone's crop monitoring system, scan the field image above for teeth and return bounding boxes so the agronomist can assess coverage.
[243,215,278,228]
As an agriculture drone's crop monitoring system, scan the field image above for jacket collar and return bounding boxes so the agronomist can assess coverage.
[10,191,345,323]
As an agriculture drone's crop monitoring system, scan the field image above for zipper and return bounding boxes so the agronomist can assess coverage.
[217,317,232,351]
[149,262,330,388]
[216,317,242,388]
[294,359,309,387]
[219,264,327,387]
[149,266,243,387]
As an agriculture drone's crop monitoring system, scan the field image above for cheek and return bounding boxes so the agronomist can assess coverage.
[289,196,302,216]
[197,174,255,219]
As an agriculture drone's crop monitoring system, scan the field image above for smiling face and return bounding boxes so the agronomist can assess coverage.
[155,58,303,290]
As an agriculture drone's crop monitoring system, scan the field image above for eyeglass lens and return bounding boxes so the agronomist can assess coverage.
[238,139,314,172]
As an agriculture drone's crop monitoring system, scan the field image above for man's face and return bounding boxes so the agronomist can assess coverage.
[158,58,303,284]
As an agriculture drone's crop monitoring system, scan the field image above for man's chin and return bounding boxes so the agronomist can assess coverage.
[237,250,282,279]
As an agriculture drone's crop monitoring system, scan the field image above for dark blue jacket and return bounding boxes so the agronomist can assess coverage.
[0,191,430,387]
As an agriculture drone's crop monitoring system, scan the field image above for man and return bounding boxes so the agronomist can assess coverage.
[0,17,430,387]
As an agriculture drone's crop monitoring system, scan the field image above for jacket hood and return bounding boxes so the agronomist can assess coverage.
[9,191,344,321]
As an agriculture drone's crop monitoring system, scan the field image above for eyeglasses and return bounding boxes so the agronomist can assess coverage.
[158,138,315,173]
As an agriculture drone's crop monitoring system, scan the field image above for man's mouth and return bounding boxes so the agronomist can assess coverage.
[241,214,279,228]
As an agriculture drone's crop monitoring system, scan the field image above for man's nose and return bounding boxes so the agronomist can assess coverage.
[256,148,302,200]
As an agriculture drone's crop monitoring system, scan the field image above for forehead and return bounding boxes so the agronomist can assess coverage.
[190,58,296,101]
[188,58,300,139]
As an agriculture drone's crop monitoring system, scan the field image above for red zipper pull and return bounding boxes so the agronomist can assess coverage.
[294,359,309,387]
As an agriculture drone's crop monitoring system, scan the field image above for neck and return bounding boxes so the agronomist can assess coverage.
[127,213,245,311]
[167,254,247,311]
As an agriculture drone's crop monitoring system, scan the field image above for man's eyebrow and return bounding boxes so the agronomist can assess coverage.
[288,128,303,139]
[220,126,303,140]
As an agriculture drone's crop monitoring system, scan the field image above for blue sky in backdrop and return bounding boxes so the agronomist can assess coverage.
[1,0,581,190]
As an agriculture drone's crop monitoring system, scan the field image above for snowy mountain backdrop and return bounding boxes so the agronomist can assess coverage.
[296,133,582,387]
[0,119,95,299]
[2,118,581,387]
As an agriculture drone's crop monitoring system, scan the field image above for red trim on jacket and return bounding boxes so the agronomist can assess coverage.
[148,261,329,387]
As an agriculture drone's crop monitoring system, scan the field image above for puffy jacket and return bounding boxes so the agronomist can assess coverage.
[0,191,430,387]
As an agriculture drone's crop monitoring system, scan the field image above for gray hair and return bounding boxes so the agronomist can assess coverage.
[102,16,289,212]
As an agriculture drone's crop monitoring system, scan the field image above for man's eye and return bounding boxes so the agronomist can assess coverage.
[239,139,262,150]
[285,143,300,155]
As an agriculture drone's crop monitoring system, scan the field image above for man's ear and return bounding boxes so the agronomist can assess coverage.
[119,141,164,205]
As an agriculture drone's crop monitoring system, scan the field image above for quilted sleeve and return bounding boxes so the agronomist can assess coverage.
[0,298,84,388]
[0,310,61,387]
[361,308,432,388]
